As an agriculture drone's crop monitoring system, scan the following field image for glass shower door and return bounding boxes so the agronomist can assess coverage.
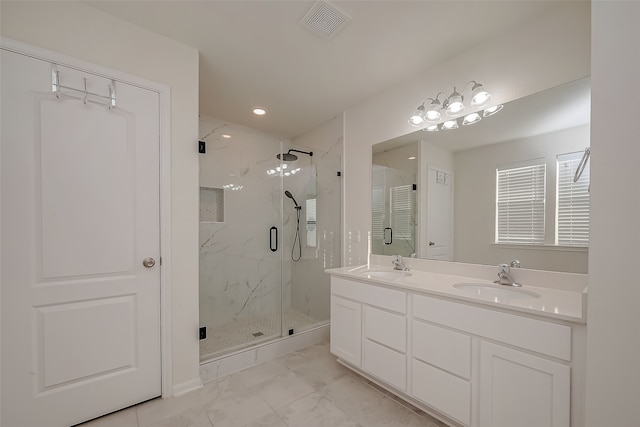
[198,133,283,361]
[372,164,417,257]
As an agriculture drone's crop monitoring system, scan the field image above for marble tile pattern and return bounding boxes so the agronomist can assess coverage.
[198,117,341,353]
[80,341,448,427]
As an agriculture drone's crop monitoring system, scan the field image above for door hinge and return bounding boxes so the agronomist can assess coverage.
[159,257,163,266]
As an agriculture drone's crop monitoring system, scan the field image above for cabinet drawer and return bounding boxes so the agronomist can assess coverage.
[363,339,407,391]
[332,276,406,313]
[413,320,470,379]
[413,294,571,361]
[413,359,471,426]
[364,306,406,352]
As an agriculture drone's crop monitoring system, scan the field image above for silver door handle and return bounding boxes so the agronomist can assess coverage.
[142,257,156,268]
[429,241,435,246]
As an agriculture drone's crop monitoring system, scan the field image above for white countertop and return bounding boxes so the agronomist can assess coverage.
[327,264,586,323]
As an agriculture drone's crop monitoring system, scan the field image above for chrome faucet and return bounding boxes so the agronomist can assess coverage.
[392,255,409,271]
[494,264,521,287]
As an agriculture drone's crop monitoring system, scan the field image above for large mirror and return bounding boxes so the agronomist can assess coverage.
[372,78,590,274]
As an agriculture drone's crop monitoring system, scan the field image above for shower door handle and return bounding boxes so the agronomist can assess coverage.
[270,226,278,252]
[384,227,393,245]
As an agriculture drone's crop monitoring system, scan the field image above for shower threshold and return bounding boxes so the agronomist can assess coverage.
[199,308,318,362]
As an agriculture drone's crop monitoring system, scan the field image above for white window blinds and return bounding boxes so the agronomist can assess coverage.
[556,151,590,246]
[390,185,414,239]
[372,187,385,240]
[496,164,546,244]
[305,198,317,248]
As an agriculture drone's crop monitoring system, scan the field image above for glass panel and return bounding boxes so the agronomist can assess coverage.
[371,165,416,256]
[198,122,283,361]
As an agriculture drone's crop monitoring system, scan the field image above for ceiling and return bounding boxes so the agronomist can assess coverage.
[88,1,565,139]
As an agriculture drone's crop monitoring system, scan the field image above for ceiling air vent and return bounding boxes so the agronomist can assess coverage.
[300,0,351,40]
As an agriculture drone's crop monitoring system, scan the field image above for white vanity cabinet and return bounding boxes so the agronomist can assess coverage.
[330,276,408,390]
[330,274,579,427]
[412,294,571,427]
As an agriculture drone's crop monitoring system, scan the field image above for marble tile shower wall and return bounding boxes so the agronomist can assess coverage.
[290,135,342,322]
[198,116,341,332]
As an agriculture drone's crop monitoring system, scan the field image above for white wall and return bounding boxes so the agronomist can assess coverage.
[454,125,590,273]
[373,143,418,173]
[0,1,200,392]
[343,2,591,266]
[586,2,640,425]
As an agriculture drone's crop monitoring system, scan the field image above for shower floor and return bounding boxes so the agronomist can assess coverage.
[199,308,319,361]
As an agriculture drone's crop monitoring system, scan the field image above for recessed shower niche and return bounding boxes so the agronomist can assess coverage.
[199,187,224,223]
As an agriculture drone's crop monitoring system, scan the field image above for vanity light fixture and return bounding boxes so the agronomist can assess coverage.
[462,112,482,126]
[445,87,464,116]
[442,119,459,130]
[483,104,504,117]
[408,104,426,126]
[409,80,502,130]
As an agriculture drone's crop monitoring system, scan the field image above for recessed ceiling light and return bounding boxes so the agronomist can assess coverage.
[253,108,267,116]
[222,134,231,139]
[408,156,416,160]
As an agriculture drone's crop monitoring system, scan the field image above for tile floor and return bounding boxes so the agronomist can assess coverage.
[82,341,447,427]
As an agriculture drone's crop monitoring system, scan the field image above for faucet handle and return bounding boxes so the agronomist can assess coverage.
[498,264,510,274]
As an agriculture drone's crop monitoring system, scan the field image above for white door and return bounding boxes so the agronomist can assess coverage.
[426,167,453,260]
[1,49,162,426]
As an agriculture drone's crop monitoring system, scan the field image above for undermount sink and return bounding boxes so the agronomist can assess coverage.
[360,270,412,279]
[453,283,541,300]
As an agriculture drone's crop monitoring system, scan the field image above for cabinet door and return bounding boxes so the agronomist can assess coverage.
[330,296,362,367]
[479,341,570,427]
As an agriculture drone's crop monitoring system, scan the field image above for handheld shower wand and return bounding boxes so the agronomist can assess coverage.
[284,190,301,210]
[284,190,302,262]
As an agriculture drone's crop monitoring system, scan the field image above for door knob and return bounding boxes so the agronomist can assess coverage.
[429,241,435,246]
[142,257,156,268]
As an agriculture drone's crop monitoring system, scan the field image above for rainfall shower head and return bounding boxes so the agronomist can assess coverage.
[284,190,301,209]
[276,149,313,162]
[277,152,298,162]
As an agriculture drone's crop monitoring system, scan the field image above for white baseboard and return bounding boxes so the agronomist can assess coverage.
[172,378,203,397]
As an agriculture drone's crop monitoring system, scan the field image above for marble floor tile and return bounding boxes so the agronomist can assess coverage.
[240,412,288,427]
[275,392,362,427]
[319,374,440,427]
[147,407,213,427]
[278,342,352,388]
[137,391,205,427]
[255,371,316,410]
[77,406,138,427]
[78,339,448,427]
[204,389,275,427]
